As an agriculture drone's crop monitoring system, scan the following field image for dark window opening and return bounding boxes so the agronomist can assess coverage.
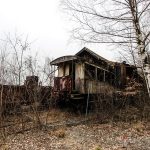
[105,71,109,83]
[126,66,136,79]
[97,69,104,81]
[85,64,96,79]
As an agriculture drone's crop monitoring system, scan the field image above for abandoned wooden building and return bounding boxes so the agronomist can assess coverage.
[50,47,143,102]
[0,48,144,113]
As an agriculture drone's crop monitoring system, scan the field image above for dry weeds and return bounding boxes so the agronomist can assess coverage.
[0,108,150,150]
[0,122,149,150]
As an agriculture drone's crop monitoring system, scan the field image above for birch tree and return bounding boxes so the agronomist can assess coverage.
[62,0,150,96]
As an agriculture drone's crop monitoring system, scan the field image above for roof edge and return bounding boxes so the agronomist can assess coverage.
[50,55,79,65]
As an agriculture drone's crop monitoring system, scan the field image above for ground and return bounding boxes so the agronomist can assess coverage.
[0,109,150,150]
[2,122,150,150]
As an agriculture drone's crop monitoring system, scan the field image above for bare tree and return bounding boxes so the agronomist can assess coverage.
[62,0,150,96]
[5,33,30,85]
[0,44,8,139]
[42,57,55,86]
[24,54,40,76]
[0,31,57,136]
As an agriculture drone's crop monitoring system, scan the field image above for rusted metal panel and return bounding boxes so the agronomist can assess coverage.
[54,76,72,92]
[62,76,72,92]
[54,77,61,91]
[0,84,27,113]
[0,76,52,113]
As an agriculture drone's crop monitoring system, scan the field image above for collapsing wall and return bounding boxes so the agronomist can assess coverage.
[0,76,51,114]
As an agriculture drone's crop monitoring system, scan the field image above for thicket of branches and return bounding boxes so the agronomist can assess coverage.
[62,0,150,95]
[62,0,150,49]
[0,33,55,85]
[0,33,55,139]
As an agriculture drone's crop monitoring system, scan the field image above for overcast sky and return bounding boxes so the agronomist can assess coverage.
[0,0,116,61]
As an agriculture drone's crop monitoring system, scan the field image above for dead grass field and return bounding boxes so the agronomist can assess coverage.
[0,108,150,150]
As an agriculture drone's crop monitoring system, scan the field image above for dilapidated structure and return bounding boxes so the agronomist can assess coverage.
[0,76,51,114]
[50,47,143,102]
[0,48,144,113]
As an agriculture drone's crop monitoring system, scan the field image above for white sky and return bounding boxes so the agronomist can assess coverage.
[0,0,116,61]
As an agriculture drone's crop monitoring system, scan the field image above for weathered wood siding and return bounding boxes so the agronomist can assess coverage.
[85,80,114,94]
[75,63,85,93]
[120,64,127,86]
[58,64,70,77]
[58,65,64,77]
[64,64,70,76]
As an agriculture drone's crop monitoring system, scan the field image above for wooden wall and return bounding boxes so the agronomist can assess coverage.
[75,62,85,93]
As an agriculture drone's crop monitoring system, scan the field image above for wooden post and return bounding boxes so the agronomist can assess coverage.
[104,71,105,82]
[72,60,73,91]
[95,67,97,80]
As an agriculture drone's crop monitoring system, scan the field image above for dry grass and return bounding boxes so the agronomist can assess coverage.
[0,115,149,150]
[54,128,66,138]
[131,121,145,134]
[49,127,66,138]
[91,145,102,150]
[0,106,150,150]
[46,109,71,122]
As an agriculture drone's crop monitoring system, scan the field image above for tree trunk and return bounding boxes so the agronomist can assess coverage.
[130,0,150,97]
